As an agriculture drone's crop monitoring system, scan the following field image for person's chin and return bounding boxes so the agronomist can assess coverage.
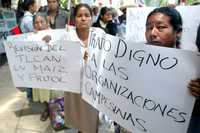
[79,26,89,30]
[80,25,89,28]
[149,41,164,46]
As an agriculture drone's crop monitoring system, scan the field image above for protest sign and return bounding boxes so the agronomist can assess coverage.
[6,29,76,45]
[82,29,200,133]
[4,39,81,93]
[126,5,200,51]
[126,7,152,42]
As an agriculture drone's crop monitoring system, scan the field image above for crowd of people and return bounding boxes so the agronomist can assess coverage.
[1,0,200,133]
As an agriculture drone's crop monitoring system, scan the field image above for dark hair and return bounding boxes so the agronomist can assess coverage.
[97,7,111,21]
[74,3,92,17]
[47,0,60,7]
[23,0,36,11]
[1,0,11,8]
[146,7,183,46]
[33,13,47,24]
[16,0,24,24]
[16,0,35,25]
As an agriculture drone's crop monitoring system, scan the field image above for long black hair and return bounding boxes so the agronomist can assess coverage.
[96,6,111,23]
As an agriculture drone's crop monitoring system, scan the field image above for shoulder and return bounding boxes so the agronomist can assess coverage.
[21,12,33,22]
[23,11,33,17]
[58,9,68,17]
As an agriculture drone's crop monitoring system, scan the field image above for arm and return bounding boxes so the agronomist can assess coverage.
[42,35,51,43]
[188,78,200,98]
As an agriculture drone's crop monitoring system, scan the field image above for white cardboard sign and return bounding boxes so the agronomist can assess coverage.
[4,39,81,93]
[82,28,200,133]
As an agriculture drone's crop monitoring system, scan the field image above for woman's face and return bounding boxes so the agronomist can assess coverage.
[34,16,47,31]
[48,0,58,11]
[101,11,112,23]
[30,2,37,13]
[75,6,92,30]
[145,13,181,48]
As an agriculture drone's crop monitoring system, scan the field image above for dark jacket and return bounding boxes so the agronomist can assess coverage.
[92,20,117,36]
[40,8,68,29]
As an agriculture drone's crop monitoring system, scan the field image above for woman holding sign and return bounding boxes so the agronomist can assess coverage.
[145,6,200,133]
[64,4,99,133]
[31,13,51,121]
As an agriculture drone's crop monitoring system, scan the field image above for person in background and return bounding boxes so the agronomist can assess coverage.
[1,0,21,35]
[20,0,37,33]
[91,5,99,24]
[117,6,127,39]
[40,0,68,29]
[110,7,120,25]
[32,13,50,121]
[118,6,126,25]
[145,7,200,133]
[33,13,49,31]
[1,0,11,9]
[32,13,66,121]
[64,3,99,133]
[92,6,117,36]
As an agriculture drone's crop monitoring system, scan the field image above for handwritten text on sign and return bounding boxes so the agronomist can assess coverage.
[82,28,200,133]
[4,40,81,93]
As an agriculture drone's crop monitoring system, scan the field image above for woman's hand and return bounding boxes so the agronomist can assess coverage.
[42,35,51,43]
[188,78,200,98]
[83,51,88,61]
